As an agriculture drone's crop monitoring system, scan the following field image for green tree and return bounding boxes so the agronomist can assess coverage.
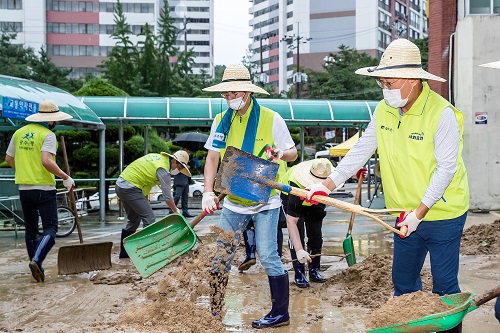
[136,23,159,95]
[412,37,428,71]
[30,47,74,90]
[100,0,137,93]
[306,45,382,100]
[74,77,129,96]
[156,0,179,96]
[0,31,35,79]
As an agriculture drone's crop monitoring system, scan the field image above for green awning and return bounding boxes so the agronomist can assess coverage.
[0,75,105,131]
[81,96,377,128]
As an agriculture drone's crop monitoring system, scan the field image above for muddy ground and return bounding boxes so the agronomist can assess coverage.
[0,213,499,332]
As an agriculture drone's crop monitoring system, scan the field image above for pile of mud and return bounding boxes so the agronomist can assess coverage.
[325,254,432,309]
[365,291,454,329]
[461,220,500,255]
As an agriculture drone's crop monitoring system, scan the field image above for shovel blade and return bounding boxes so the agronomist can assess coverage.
[342,234,356,267]
[215,146,279,203]
[58,242,113,275]
[124,214,197,278]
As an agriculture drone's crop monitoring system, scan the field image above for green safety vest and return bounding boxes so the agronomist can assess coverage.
[216,102,287,206]
[13,124,56,186]
[376,82,469,220]
[120,153,170,196]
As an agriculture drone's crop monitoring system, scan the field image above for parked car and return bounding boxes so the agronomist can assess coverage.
[76,187,119,211]
[150,179,204,202]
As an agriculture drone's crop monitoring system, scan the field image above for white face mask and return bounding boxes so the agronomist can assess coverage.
[382,80,414,108]
[170,168,180,176]
[227,96,246,110]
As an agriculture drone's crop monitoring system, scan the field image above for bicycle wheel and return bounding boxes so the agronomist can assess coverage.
[55,206,76,238]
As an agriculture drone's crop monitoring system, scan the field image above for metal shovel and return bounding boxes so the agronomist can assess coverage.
[57,136,113,275]
[215,146,407,236]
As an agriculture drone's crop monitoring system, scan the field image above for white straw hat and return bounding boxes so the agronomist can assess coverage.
[161,150,191,177]
[479,61,500,69]
[294,158,333,188]
[25,100,72,122]
[202,64,270,95]
[356,39,446,82]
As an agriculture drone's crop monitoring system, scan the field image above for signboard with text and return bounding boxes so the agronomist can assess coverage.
[1,97,38,120]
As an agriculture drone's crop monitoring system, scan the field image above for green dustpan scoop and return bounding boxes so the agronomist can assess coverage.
[123,214,197,278]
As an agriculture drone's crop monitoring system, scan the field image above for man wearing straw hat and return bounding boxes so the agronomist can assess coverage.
[306,39,469,333]
[284,158,334,288]
[115,150,191,258]
[202,64,297,328]
[479,59,500,325]
[5,99,75,283]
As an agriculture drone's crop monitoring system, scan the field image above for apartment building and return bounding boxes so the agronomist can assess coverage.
[0,0,213,78]
[249,0,428,93]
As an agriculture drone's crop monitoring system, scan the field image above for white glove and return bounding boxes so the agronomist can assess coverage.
[396,211,422,237]
[305,182,331,204]
[63,177,75,191]
[202,192,220,215]
[265,147,284,161]
[296,249,311,264]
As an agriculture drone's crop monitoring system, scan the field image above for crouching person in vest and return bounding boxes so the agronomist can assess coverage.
[285,158,333,288]
[305,39,469,333]
[115,150,191,258]
[5,100,75,282]
[202,64,298,328]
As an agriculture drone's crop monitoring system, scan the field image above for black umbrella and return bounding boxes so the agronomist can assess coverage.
[172,132,209,151]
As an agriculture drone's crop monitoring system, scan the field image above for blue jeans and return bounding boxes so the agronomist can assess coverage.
[211,206,285,276]
[19,189,58,240]
[393,212,467,296]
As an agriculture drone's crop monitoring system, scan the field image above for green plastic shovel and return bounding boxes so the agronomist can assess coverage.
[367,286,500,333]
[124,194,225,278]
[342,174,363,267]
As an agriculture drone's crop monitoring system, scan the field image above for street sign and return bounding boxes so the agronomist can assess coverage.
[1,97,38,120]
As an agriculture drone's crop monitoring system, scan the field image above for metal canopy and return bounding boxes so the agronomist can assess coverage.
[81,96,377,128]
[0,75,105,131]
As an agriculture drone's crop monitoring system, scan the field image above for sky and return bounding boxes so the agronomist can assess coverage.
[213,0,253,66]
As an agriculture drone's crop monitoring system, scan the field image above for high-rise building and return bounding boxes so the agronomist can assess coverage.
[249,0,428,94]
[0,0,213,78]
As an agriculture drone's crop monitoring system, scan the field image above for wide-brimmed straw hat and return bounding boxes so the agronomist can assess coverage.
[294,158,333,188]
[479,61,500,69]
[356,39,446,82]
[202,64,270,95]
[161,150,192,177]
[25,100,72,122]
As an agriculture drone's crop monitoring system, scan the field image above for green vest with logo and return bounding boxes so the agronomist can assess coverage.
[120,153,171,196]
[13,124,56,186]
[376,82,469,220]
[216,103,287,206]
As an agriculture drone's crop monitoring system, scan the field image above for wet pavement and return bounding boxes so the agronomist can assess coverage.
[1,184,499,332]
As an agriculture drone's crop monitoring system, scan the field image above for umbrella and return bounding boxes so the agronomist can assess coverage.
[172,132,209,151]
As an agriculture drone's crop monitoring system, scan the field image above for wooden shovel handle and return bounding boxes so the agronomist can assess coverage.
[60,136,84,244]
[473,285,500,307]
[189,194,226,229]
[288,186,405,236]
[347,175,364,235]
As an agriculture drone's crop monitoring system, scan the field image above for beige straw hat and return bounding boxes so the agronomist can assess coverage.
[294,158,333,188]
[479,61,500,69]
[161,150,192,177]
[203,64,270,95]
[356,38,446,82]
[25,100,72,122]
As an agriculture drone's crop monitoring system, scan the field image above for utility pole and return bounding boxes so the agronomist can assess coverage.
[281,22,311,99]
[182,16,189,53]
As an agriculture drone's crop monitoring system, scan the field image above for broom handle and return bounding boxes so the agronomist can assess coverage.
[348,175,364,235]
[272,182,406,236]
[60,136,84,244]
